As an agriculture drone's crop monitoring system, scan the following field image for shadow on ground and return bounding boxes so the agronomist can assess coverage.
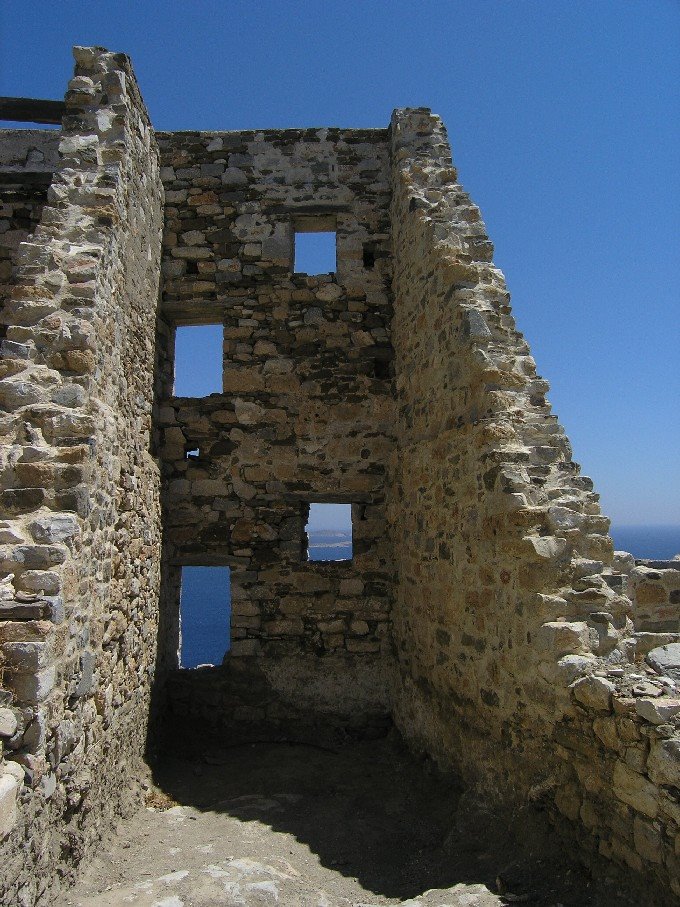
[147,736,640,906]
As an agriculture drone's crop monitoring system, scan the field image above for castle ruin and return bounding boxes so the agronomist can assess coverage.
[0,47,679,905]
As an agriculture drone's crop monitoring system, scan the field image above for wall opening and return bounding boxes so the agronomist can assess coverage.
[304,503,353,561]
[173,323,223,396]
[293,221,337,275]
[374,358,391,379]
[179,566,231,668]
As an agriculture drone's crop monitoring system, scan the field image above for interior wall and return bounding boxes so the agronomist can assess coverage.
[0,130,60,319]
[154,127,397,745]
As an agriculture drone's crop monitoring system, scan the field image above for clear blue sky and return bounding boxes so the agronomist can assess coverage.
[2,1,678,526]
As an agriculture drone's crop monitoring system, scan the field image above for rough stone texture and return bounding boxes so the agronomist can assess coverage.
[387,108,679,902]
[154,126,395,744]
[0,48,163,905]
[0,130,60,317]
[628,563,680,632]
[0,49,678,906]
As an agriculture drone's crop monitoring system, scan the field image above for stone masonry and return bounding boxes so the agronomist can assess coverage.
[0,47,678,905]
[154,124,395,744]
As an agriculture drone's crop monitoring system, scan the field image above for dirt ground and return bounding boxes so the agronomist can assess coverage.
[57,737,643,907]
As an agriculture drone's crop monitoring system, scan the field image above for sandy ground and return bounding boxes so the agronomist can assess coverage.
[56,738,640,907]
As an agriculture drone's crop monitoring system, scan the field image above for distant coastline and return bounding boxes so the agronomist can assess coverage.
[309,526,680,561]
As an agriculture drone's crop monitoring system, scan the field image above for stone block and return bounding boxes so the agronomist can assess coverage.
[633,815,663,864]
[635,697,680,725]
[229,640,260,657]
[74,650,96,698]
[11,666,56,704]
[1,641,51,672]
[646,643,680,684]
[0,708,18,738]
[613,762,658,818]
[28,514,79,544]
[571,675,615,711]
[647,738,680,787]
[0,773,19,839]
[536,621,591,657]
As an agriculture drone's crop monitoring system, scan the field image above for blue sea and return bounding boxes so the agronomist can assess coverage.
[609,525,680,561]
[179,526,680,668]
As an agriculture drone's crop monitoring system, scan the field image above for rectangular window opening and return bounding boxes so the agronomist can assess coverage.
[304,503,353,562]
[179,566,231,668]
[294,230,337,275]
[173,323,223,397]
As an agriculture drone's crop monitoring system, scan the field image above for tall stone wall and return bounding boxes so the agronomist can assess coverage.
[154,128,396,744]
[0,48,163,905]
[387,108,680,901]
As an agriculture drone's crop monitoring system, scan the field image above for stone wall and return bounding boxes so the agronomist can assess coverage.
[0,48,163,905]
[0,47,677,904]
[387,108,680,901]
[0,130,61,317]
[154,127,396,745]
[628,561,680,634]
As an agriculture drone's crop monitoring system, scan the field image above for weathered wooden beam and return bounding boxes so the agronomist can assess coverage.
[0,97,64,125]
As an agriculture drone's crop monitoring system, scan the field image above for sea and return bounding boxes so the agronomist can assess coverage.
[609,525,680,561]
[179,525,680,669]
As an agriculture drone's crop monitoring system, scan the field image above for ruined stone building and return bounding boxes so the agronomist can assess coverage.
[0,46,679,906]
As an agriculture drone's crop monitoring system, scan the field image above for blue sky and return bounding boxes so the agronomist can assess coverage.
[2,1,678,526]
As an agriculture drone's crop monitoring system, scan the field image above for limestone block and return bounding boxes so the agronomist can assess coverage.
[229,640,260,657]
[646,644,680,684]
[0,773,19,839]
[14,571,61,595]
[263,619,303,637]
[346,638,380,653]
[592,716,619,750]
[633,815,663,864]
[613,762,659,818]
[0,708,18,738]
[11,665,56,703]
[613,551,636,574]
[547,506,583,531]
[28,514,79,544]
[0,523,24,545]
[221,168,247,186]
[635,697,680,725]
[647,738,680,787]
[571,675,615,711]
[170,246,211,260]
[536,621,591,657]
[11,544,67,570]
[1,641,51,672]
[554,782,581,821]
[523,535,568,561]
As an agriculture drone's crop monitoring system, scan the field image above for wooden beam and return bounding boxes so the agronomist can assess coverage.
[0,97,64,125]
